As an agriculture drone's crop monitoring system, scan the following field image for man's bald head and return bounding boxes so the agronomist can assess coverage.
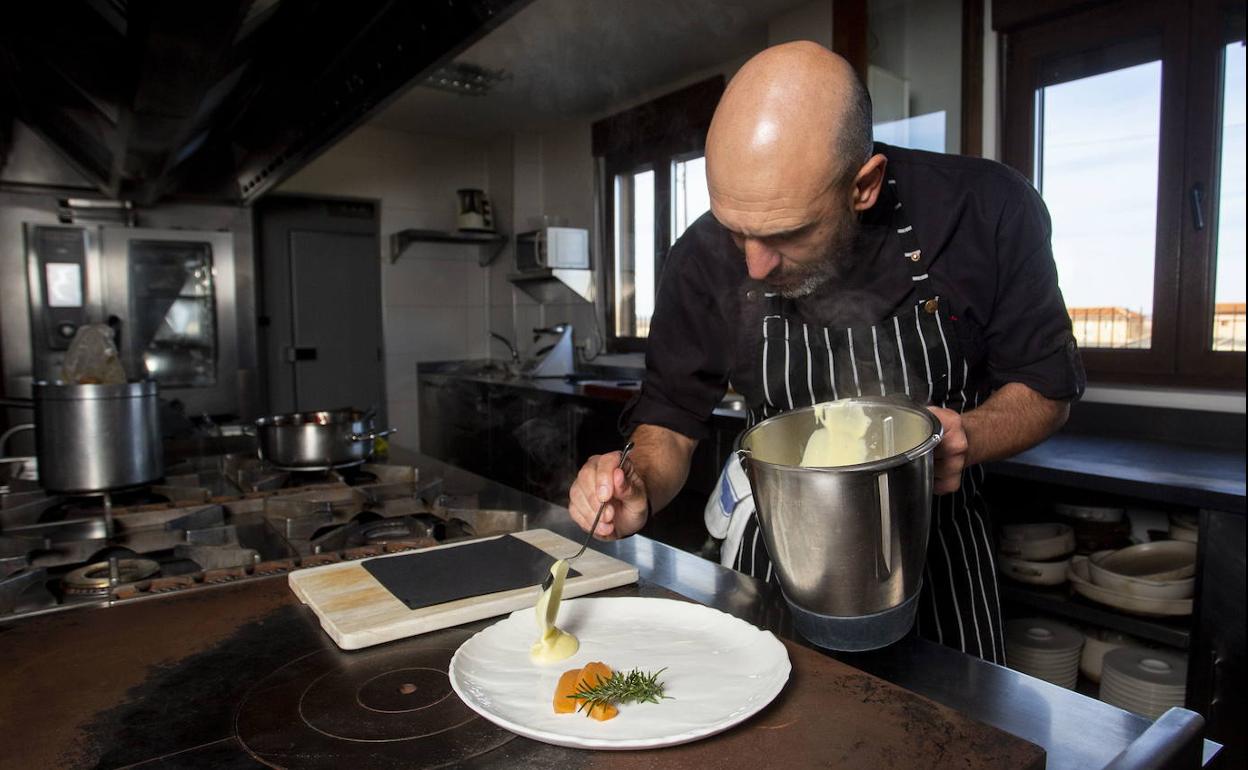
[707,43,872,209]
[705,43,882,296]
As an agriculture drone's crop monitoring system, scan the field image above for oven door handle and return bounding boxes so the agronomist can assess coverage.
[284,347,318,363]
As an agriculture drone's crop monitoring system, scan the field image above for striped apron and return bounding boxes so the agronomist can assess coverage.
[729,178,1006,664]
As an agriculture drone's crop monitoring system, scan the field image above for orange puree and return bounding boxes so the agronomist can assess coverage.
[552,668,582,714]
[552,661,618,721]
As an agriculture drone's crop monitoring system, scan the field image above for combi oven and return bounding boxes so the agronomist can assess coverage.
[25,223,242,416]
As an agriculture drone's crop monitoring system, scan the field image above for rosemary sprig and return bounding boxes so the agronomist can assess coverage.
[568,667,672,715]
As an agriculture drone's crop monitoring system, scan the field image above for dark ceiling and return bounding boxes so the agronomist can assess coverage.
[0,0,529,205]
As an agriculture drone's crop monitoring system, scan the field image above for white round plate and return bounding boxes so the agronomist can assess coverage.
[448,597,791,750]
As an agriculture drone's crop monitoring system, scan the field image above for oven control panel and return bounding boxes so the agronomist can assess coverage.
[27,225,98,352]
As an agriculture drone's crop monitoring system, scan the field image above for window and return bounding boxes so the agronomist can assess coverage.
[611,155,709,339]
[613,169,656,338]
[671,154,710,242]
[1001,0,1245,387]
[594,76,724,350]
[1037,60,1162,350]
[1212,40,1245,351]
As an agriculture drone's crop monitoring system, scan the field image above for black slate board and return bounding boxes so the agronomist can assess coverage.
[361,535,581,610]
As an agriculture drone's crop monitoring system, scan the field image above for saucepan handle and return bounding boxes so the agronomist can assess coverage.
[349,427,397,442]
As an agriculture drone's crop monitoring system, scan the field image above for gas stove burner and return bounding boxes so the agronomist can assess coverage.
[360,517,430,543]
[236,627,513,768]
[61,558,160,595]
[308,515,443,554]
[42,488,173,522]
[272,459,367,475]
[275,464,383,491]
[336,467,379,486]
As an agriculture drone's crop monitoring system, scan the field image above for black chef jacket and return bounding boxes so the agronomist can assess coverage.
[626,142,1086,441]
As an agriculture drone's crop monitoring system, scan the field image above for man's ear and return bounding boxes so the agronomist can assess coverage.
[851,154,888,212]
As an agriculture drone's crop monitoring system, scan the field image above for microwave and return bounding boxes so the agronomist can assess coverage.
[515,227,590,271]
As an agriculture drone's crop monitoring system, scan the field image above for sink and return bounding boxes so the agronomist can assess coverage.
[423,359,523,380]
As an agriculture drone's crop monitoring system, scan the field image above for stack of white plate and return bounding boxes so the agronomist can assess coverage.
[1100,647,1187,719]
[1006,618,1084,688]
[1080,630,1139,683]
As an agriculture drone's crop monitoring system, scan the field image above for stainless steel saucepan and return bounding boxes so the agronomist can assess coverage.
[253,408,395,470]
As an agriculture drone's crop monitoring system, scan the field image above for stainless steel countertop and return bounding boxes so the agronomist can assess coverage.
[391,449,1214,769]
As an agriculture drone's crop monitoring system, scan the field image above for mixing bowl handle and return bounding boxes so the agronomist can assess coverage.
[734,448,751,473]
[877,472,893,577]
[902,425,945,461]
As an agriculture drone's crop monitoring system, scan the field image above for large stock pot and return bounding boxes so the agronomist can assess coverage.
[32,381,163,493]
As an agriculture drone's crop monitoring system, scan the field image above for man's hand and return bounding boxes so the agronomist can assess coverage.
[565,424,699,541]
[568,451,649,539]
[925,383,1071,496]
[927,406,968,495]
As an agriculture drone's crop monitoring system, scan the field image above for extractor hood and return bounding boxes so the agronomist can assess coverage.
[0,0,529,205]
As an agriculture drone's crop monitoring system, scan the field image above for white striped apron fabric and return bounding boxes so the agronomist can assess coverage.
[728,179,1006,665]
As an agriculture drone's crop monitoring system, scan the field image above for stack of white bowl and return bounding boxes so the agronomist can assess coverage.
[998,523,1076,586]
[1086,541,1197,606]
[1006,618,1084,688]
[1056,502,1132,553]
[1169,512,1199,543]
[1100,647,1187,719]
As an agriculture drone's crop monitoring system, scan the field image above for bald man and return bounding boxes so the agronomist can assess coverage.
[567,43,1084,663]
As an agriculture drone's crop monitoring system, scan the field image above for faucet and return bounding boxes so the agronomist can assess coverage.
[489,331,520,365]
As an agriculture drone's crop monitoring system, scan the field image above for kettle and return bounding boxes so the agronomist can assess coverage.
[456,189,494,233]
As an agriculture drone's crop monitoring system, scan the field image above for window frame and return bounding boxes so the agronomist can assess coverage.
[669,149,710,242]
[594,76,724,353]
[1000,0,1245,388]
[604,159,665,351]
[1176,0,1246,380]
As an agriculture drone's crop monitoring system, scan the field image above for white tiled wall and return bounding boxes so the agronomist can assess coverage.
[486,128,599,357]
[278,123,603,452]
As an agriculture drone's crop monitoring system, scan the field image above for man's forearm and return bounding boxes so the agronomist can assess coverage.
[962,382,1069,466]
[628,424,698,514]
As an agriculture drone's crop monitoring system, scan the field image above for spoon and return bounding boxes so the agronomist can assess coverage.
[541,440,635,591]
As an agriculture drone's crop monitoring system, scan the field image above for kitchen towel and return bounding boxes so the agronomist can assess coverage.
[705,455,756,569]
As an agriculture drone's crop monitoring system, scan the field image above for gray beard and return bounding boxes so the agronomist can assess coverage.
[778,270,835,299]
[773,216,861,299]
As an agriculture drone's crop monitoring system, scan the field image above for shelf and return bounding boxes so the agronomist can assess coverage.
[389,228,507,266]
[1000,581,1191,650]
[507,268,595,303]
[988,434,1245,513]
